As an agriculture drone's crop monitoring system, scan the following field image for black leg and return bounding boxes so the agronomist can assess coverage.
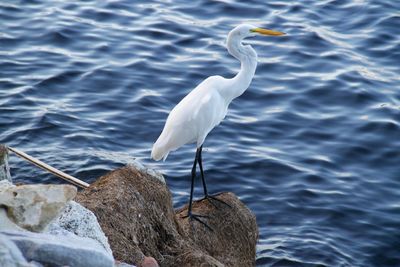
[182,147,212,231]
[198,146,231,208]
[187,147,198,215]
[198,145,208,196]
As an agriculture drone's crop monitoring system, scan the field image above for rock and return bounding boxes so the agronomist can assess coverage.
[76,165,258,266]
[176,192,259,266]
[127,162,165,184]
[0,233,31,267]
[28,261,44,267]
[76,166,173,266]
[2,230,114,267]
[0,184,77,232]
[47,200,113,256]
[0,179,15,190]
[173,250,224,267]
[0,181,25,232]
[114,261,137,267]
[141,256,159,267]
[0,145,11,182]
[0,208,26,232]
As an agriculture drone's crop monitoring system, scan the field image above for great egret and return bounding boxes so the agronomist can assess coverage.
[151,24,285,228]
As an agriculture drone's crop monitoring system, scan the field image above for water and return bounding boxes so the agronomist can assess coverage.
[1,0,399,266]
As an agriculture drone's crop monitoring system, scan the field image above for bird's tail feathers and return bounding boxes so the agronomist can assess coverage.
[151,142,169,161]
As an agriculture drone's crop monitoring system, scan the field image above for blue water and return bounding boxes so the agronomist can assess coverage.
[1,0,400,266]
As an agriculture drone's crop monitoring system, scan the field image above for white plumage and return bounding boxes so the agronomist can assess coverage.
[150,24,284,228]
[151,75,227,161]
[152,24,284,162]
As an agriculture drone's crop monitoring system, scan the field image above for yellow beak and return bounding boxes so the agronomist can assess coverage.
[251,28,285,36]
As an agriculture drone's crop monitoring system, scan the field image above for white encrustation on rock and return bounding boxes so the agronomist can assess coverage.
[47,200,113,256]
[127,162,165,184]
[0,184,77,232]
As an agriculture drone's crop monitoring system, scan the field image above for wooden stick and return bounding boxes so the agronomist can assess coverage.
[7,146,89,189]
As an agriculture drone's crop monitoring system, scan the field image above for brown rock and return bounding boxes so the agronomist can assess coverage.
[76,165,258,266]
[76,165,182,265]
[176,193,258,266]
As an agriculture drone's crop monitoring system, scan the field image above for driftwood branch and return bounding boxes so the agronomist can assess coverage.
[6,146,89,189]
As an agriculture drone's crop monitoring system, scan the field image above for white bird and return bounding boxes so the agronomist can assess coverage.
[151,24,285,228]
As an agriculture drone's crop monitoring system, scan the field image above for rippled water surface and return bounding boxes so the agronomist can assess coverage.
[1,0,400,266]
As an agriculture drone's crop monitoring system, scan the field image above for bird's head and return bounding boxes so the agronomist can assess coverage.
[229,24,285,39]
[227,24,285,60]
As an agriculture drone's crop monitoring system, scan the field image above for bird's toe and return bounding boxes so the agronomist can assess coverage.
[199,194,232,208]
[182,211,213,231]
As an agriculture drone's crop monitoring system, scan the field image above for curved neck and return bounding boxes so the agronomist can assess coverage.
[221,33,257,102]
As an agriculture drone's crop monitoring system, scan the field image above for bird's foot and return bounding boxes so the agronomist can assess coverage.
[199,194,232,209]
[182,212,213,231]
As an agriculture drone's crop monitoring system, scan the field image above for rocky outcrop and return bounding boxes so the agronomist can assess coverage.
[0,209,25,232]
[76,165,175,266]
[77,165,258,266]
[176,192,259,266]
[0,146,257,266]
[47,200,113,256]
[2,230,114,267]
[0,180,119,267]
[0,184,77,232]
[0,233,31,267]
